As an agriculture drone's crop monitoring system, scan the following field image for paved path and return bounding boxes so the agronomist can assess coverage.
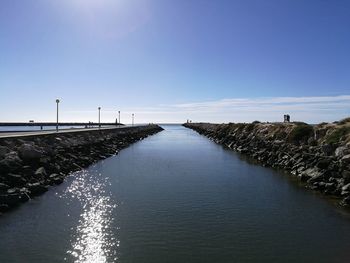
[0,125,138,139]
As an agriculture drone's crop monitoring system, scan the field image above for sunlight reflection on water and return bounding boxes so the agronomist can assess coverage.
[62,169,118,263]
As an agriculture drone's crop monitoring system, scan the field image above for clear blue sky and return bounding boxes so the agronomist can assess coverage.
[1,0,349,123]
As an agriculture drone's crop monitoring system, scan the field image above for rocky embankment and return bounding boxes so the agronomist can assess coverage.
[0,125,163,213]
[184,118,350,207]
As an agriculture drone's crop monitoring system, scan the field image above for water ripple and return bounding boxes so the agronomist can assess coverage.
[62,169,118,263]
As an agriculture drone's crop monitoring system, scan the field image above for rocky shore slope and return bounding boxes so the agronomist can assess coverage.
[184,118,350,207]
[0,125,163,213]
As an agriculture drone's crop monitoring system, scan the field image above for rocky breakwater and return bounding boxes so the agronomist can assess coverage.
[0,125,163,213]
[184,118,350,207]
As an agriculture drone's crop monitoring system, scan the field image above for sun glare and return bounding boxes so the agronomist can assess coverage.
[71,0,121,8]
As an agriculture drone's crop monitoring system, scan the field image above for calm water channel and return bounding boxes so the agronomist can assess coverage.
[0,125,350,263]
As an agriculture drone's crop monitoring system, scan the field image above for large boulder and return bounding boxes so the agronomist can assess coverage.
[342,183,350,192]
[18,143,43,161]
[0,152,23,173]
[307,172,324,183]
[341,196,350,206]
[34,167,47,178]
[341,183,350,196]
[335,146,350,158]
[0,146,10,159]
[341,154,350,164]
[300,168,322,182]
[343,170,350,184]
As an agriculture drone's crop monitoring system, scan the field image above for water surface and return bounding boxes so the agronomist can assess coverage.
[0,125,350,263]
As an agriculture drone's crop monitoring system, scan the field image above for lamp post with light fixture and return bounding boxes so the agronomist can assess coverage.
[98,107,101,129]
[56,99,60,132]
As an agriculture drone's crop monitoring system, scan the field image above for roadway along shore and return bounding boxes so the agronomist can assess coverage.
[0,124,163,214]
[0,125,129,138]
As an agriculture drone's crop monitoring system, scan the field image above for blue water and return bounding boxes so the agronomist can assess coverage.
[0,125,349,263]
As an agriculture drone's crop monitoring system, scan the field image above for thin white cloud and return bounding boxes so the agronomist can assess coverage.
[174,95,350,108]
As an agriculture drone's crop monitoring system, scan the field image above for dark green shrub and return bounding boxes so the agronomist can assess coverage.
[293,121,308,125]
[288,124,314,143]
[325,126,350,144]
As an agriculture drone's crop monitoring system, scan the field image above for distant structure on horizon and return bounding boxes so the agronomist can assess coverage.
[284,114,290,123]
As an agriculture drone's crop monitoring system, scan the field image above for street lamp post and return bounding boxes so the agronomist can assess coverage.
[56,99,60,132]
[132,113,134,126]
[98,107,101,129]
